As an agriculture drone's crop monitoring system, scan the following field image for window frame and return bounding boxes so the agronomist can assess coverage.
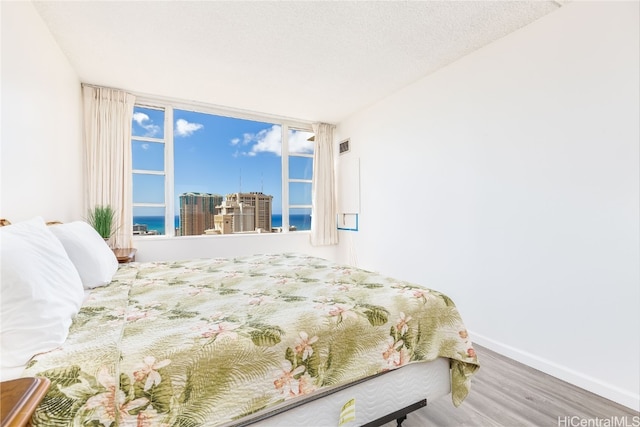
[132,96,314,237]
[286,126,314,230]
[131,105,171,234]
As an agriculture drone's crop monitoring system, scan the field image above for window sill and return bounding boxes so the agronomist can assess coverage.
[132,230,311,242]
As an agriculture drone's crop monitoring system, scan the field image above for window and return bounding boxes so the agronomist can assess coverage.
[287,130,314,231]
[131,101,314,237]
[132,106,167,236]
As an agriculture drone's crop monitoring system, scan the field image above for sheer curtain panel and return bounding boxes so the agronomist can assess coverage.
[310,123,338,246]
[82,86,135,248]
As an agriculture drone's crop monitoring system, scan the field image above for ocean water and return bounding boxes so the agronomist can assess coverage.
[133,214,311,235]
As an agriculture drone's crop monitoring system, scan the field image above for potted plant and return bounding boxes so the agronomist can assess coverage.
[87,205,117,243]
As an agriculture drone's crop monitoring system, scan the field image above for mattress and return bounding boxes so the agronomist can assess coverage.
[237,357,451,427]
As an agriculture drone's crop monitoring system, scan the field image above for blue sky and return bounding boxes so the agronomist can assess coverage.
[131,107,313,216]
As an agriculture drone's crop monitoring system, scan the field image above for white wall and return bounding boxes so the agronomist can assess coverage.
[1,2,83,223]
[336,1,639,410]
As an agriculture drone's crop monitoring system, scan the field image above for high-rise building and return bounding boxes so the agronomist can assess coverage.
[179,192,223,236]
[226,192,273,232]
[213,214,233,235]
[214,202,255,234]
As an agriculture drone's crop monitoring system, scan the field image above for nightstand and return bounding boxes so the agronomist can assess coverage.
[113,247,137,263]
[1,377,50,426]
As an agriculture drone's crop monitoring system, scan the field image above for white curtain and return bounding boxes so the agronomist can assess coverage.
[310,123,338,246]
[82,85,135,249]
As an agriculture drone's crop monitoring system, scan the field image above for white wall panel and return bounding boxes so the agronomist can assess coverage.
[336,1,639,409]
[133,232,339,263]
[1,2,83,223]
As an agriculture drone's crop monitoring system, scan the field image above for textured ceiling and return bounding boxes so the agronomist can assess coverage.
[33,1,563,123]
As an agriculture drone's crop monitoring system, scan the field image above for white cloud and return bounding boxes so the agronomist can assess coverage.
[132,112,161,137]
[250,126,282,156]
[141,143,150,150]
[175,119,204,137]
[288,130,314,155]
[132,112,148,124]
[233,126,314,157]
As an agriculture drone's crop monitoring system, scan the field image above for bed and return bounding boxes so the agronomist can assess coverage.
[0,218,479,426]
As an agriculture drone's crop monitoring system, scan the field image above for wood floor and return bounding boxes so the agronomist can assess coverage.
[382,345,639,427]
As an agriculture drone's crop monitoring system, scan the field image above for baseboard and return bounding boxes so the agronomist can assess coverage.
[469,331,640,411]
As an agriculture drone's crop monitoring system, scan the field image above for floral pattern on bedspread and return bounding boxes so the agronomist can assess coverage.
[23,253,479,426]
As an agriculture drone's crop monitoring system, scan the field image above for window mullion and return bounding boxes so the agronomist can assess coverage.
[133,203,165,208]
[281,124,289,233]
[165,106,175,237]
[132,136,164,144]
[132,170,165,176]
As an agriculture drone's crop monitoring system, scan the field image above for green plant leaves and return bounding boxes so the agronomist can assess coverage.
[87,205,116,239]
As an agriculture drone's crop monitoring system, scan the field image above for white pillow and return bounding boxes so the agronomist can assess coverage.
[48,221,119,289]
[0,217,85,377]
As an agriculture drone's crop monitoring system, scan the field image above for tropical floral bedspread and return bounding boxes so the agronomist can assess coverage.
[23,253,479,426]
